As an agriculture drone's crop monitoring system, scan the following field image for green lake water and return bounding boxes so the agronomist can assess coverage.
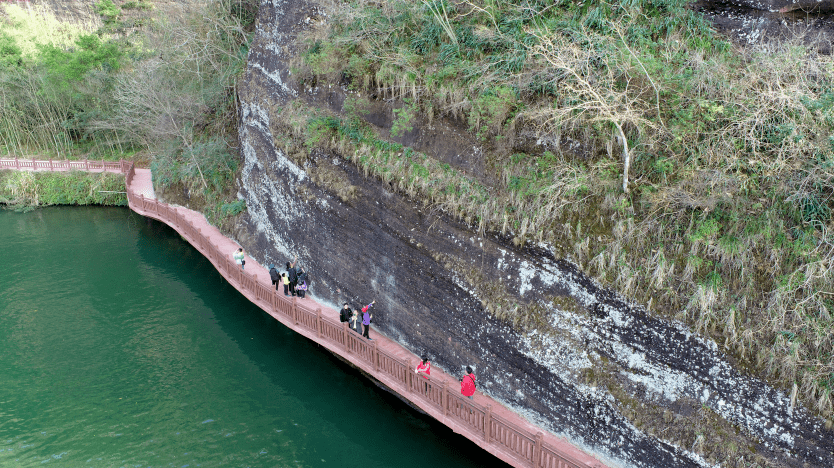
[0,207,506,468]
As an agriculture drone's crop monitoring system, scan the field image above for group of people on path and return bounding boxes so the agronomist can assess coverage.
[234,248,478,400]
[340,300,375,340]
[233,249,310,298]
[415,356,476,399]
[269,256,309,299]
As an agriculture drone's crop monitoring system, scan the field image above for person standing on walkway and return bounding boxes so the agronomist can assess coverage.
[349,310,362,334]
[233,248,245,270]
[460,366,476,400]
[281,273,290,296]
[340,303,353,324]
[286,256,298,296]
[415,355,431,379]
[296,267,308,298]
[269,264,280,291]
[361,300,375,340]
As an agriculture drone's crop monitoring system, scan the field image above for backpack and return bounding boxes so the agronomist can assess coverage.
[288,267,298,283]
[269,267,280,283]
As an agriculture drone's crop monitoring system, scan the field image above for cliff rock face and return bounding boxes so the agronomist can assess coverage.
[233,1,834,467]
[693,0,834,51]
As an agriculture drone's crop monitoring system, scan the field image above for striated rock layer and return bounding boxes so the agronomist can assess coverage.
[232,1,834,467]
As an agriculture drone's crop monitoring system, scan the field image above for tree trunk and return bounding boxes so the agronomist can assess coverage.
[616,123,630,193]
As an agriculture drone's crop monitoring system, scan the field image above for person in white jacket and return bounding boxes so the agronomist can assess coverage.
[233,248,245,269]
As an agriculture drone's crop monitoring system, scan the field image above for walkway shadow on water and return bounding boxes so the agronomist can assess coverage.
[131,213,512,468]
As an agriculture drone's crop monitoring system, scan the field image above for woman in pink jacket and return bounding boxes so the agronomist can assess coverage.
[415,355,431,379]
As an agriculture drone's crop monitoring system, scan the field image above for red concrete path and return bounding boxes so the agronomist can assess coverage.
[1,158,610,468]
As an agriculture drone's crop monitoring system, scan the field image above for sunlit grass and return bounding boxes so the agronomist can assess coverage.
[0,3,98,59]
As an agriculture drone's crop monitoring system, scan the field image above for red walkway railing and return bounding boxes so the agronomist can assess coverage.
[0,158,602,468]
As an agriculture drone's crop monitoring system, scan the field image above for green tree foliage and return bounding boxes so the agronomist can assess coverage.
[0,32,23,69]
[94,0,121,24]
[0,0,254,225]
[38,34,123,91]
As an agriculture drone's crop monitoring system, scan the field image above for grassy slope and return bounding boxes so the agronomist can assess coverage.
[288,0,834,421]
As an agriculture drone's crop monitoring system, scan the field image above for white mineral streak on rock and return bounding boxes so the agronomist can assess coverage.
[495,382,719,468]
[508,299,711,468]
[606,305,633,328]
[520,328,592,373]
[517,259,596,306]
[496,248,507,271]
[589,304,798,452]
[501,248,804,457]
[249,62,294,96]
[239,101,306,261]
[611,341,699,403]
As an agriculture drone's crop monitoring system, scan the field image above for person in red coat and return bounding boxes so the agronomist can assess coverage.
[460,366,476,399]
[415,355,431,379]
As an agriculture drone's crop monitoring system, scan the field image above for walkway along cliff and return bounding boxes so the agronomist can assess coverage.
[0,158,606,468]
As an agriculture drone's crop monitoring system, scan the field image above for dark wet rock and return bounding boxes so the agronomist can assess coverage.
[695,0,834,51]
[779,0,834,13]
[712,0,834,12]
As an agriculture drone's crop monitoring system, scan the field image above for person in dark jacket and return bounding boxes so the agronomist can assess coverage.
[286,256,298,296]
[269,264,280,291]
[339,303,352,324]
[296,267,308,298]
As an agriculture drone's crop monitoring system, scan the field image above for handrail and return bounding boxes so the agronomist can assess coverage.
[0,157,600,468]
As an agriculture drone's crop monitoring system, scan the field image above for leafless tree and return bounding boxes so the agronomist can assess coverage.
[527,29,657,193]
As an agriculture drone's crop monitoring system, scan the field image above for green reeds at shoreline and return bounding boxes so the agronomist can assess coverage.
[0,170,127,208]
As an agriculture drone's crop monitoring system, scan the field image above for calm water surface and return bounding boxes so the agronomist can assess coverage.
[0,207,506,468]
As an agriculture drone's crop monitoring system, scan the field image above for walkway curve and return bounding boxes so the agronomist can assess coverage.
[0,158,609,468]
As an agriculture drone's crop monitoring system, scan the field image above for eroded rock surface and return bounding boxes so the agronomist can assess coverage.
[694,0,834,50]
[230,0,834,467]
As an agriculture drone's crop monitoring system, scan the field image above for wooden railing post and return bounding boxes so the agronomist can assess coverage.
[292,297,298,325]
[31,157,35,170]
[342,322,349,353]
[372,340,379,372]
[407,359,414,393]
[442,380,448,416]
[316,308,322,338]
[49,159,53,171]
[84,158,89,170]
[15,158,19,170]
[273,290,280,315]
[533,432,543,468]
[485,405,492,442]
